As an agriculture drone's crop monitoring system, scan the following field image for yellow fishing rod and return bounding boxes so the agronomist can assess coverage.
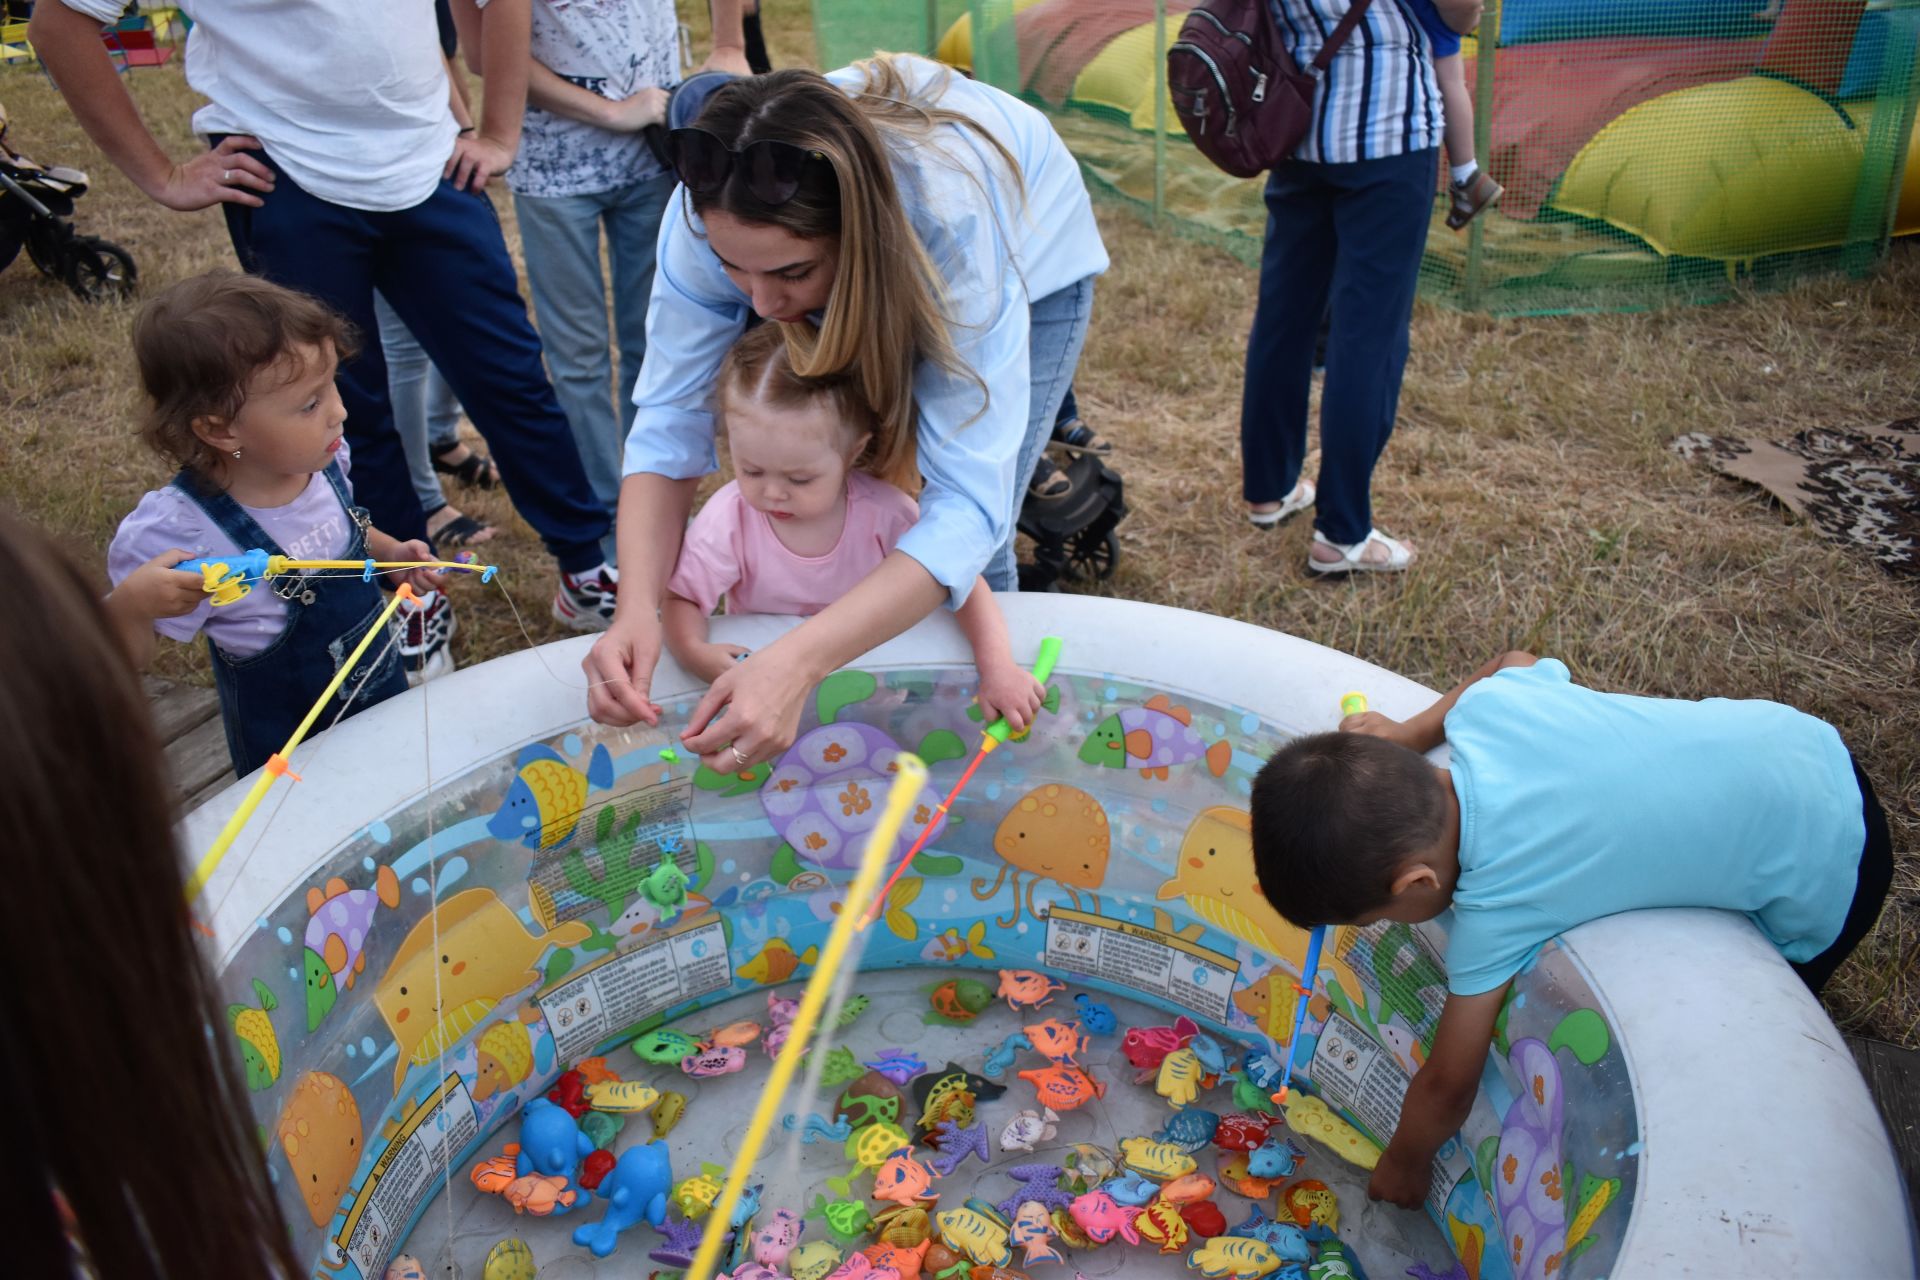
[176,548,496,606]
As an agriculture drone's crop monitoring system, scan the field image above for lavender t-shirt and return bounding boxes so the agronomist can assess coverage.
[107,445,356,658]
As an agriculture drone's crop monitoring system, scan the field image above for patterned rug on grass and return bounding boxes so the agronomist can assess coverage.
[1673,418,1920,578]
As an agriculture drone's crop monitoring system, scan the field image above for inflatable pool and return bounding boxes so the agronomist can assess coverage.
[188,596,1916,1278]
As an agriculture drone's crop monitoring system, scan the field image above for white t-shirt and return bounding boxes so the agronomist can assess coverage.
[63,0,459,212]
[510,0,678,199]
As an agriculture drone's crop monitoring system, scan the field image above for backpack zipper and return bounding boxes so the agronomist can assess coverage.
[1169,41,1237,130]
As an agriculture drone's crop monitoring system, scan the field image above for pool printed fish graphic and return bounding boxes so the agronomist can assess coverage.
[303,864,401,1032]
[228,977,281,1090]
[487,741,614,851]
[740,936,820,985]
[1078,694,1232,779]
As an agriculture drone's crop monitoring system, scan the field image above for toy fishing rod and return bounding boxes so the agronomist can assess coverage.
[177,549,496,606]
[860,635,1063,928]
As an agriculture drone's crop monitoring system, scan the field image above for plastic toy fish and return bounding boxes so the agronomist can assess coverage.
[672,1166,725,1219]
[788,1241,847,1280]
[994,1163,1074,1216]
[929,1120,992,1174]
[1248,1134,1308,1181]
[471,1154,519,1196]
[1188,1033,1229,1076]
[927,977,995,1024]
[1072,992,1116,1036]
[578,1148,616,1190]
[301,864,400,1030]
[637,857,690,924]
[983,1032,1032,1080]
[1160,1171,1218,1205]
[874,1149,942,1206]
[731,1183,764,1230]
[586,1080,660,1113]
[934,1199,1012,1267]
[1308,1239,1362,1280]
[633,1027,702,1064]
[838,994,873,1027]
[807,1045,866,1086]
[1242,1045,1284,1091]
[683,1044,748,1078]
[1282,1094,1381,1170]
[1120,1136,1197,1180]
[999,1108,1059,1153]
[483,1238,538,1280]
[817,1195,874,1239]
[515,1099,594,1208]
[1024,1018,1089,1066]
[741,936,821,985]
[752,1206,807,1267]
[1018,1064,1105,1111]
[831,1121,915,1197]
[1230,1069,1280,1115]
[864,1239,931,1278]
[1135,1199,1189,1253]
[652,1090,687,1139]
[785,1112,856,1145]
[1157,1105,1220,1152]
[574,1055,620,1085]
[503,1172,579,1217]
[1218,1153,1279,1201]
[1050,1206,1093,1251]
[997,969,1065,1010]
[723,1265,785,1280]
[1157,1047,1205,1107]
[919,1084,978,1139]
[1188,1236,1284,1279]
[1066,1190,1139,1245]
[1180,1199,1228,1238]
[487,742,613,850]
[1280,1179,1339,1231]
[1009,1200,1063,1266]
[1214,1112,1276,1152]
[547,1069,590,1118]
[707,1020,764,1049]
[1227,1207,1311,1261]
[871,1203,934,1249]
[865,1049,929,1087]
[1121,1015,1199,1074]
[579,1110,625,1150]
[386,1257,427,1280]
[1100,1173,1159,1206]
[823,1254,896,1280]
[228,978,282,1090]
[839,1070,908,1130]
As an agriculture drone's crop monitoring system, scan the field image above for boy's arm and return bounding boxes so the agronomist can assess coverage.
[1433,0,1485,35]
[1344,650,1537,752]
[1370,984,1509,1209]
[954,577,1044,733]
[661,594,747,684]
[704,0,750,74]
[527,61,669,131]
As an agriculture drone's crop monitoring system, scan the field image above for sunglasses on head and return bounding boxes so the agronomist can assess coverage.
[666,127,829,206]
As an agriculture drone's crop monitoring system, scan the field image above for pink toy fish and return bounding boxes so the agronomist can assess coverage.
[1019,1064,1106,1112]
[824,1256,902,1280]
[997,969,1065,1011]
[752,1207,806,1267]
[1023,1018,1089,1067]
[1120,1015,1199,1077]
[765,993,801,1058]
[872,1149,940,1207]
[1067,1190,1140,1245]
[683,1045,747,1078]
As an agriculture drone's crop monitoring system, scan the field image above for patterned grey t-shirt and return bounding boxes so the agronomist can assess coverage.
[509,0,679,199]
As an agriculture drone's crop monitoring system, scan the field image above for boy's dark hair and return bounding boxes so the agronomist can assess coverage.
[132,271,357,476]
[1250,732,1449,927]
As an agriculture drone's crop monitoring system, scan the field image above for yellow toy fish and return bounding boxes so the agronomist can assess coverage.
[1284,1093,1382,1170]
[652,1090,687,1139]
[1156,1046,1204,1107]
[935,1199,1012,1267]
[739,936,821,986]
[585,1080,661,1113]
[1134,1199,1188,1254]
[228,978,281,1091]
[1119,1136,1197,1181]
[672,1168,724,1219]
[482,1238,537,1280]
[1190,1236,1284,1279]
[787,1240,845,1280]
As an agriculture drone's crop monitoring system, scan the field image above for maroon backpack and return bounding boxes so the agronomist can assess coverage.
[1167,0,1376,178]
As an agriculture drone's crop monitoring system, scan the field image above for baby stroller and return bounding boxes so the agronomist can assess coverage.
[0,102,137,302]
[1017,449,1128,592]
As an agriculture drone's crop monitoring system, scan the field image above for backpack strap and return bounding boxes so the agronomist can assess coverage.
[1310,0,1379,73]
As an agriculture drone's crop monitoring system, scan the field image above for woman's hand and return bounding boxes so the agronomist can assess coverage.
[976,661,1044,736]
[583,610,665,727]
[680,641,816,774]
[157,135,275,211]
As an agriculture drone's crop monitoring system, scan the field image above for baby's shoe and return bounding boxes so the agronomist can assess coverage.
[1447,170,1504,230]
[398,589,457,685]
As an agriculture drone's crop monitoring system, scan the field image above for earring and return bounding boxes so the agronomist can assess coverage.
[232,449,242,459]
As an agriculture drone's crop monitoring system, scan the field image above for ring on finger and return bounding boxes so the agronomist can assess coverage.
[221,169,232,182]
[730,744,749,767]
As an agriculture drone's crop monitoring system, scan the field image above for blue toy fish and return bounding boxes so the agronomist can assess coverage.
[781,1113,853,1146]
[1073,992,1117,1036]
[983,1032,1032,1080]
[1188,1032,1229,1075]
[1101,1173,1160,1206]
[1242,1045,1284,1090]
[1247,1133,1308,1181]
[1156,1106,1221,1153]
[1229,1206,1312,1261]
[572,1142,672,1258]
[487,742,614,851]
[731,1182,763,1230]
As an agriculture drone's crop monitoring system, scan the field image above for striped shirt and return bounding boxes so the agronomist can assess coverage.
[1269,0,1444,164]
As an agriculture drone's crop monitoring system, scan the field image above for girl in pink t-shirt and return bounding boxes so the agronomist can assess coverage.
[663,325,1045,730]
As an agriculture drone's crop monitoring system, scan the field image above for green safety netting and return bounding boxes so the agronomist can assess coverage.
[814,0,1920,315]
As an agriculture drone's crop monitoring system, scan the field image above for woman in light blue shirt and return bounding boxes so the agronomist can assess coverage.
[582,55,1107,771]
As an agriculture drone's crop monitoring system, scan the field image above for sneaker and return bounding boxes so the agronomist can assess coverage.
[553,564,618,633]
[1447,170,1504,230]
[397,588,457,685]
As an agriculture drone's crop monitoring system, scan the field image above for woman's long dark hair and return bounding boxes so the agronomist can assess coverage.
[0,509,298,1278]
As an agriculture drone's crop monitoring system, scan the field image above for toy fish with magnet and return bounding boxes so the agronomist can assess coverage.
[672,1166,725,1218]
[996,969,1065,1010]
[1227,1206,1311,1261]
[1072,992,1116,1036]
[788,1240,846,1280]
[1023,1018,1088,1066]
[752,1206,807,1268]
[1156,1046,1205,1107]
[1009,1200,1064,1266]
[652,1091,687,1139]
[784,1112,854,1146]
[1247,1133,1308,1181]
[911,1063,1007,1113]
[1308,1239,1363,1280]
[1280,1179,1339,1231]
[832,1121,915,1198]
[934,1199,1012,1267]
[864,1049,928,1087]
[1100,1173,1159,1206]
[1066,1190,1139,1246]
[873,1149,941,1207]
[1188,1236,1284,1279]
[1213,1111,1276,1152]
[929,1120,992,1174]
[585,1080,660,1113]
[487,741,614,851]
[870,1203,933,1250]
[1119,1136,1197,1181]
[1121,1015,1199,1075]
[1187,1033,1229,1076]
[1157,1105,1220,1152]
[1134,1199,1189,1254]
[707,1019,763,1049]
[683,1044,747,1078]
[503,1172,578,1217]
[926,977,995,1024]
[983,1031,1032,1081]
[1000,1108,1059,1153]
[637,857,690,924]
[1018,1064,1105,1112]
[1159,1171,1218,1205]
[633,1027,701,1064]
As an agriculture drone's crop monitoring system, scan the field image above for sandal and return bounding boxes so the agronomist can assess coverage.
[432,441,500,490]
[1029,453,1073,500]
[1307,528,1415,575]
[1248,479,1315,530]
[1052,417,1114,456]
[427,508,496,550]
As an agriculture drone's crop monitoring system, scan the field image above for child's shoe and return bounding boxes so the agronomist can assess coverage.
[553,564,618,633]
[1447,170,1504,230]
[1052,416,1114,456]
[398,588,457,685]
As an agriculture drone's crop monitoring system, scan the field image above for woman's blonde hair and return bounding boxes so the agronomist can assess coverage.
[717,323,912,488]
[688,56,1023,478]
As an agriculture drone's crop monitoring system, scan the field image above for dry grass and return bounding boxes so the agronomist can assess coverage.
[1,1,1915,1044]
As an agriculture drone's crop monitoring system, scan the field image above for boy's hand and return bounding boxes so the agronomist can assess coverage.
[119,550,207,619]
[1341,709,1420,748]
[445,132,517,192]
[1368,1144,1434,1210]
[977,663,1045,735]
[601,86,669,132]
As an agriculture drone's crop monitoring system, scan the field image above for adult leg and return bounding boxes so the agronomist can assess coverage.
[1314,148,1438,550]
[223,160,428,543]
[987,274,1095,591]
[603,172,680,561]
[375,182,611,574]
[1241,162,1336,513]
[373,291,450,517]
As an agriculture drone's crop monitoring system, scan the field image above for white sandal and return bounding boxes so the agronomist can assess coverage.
[1308,528,1415,575]
[1248,479,1315,530]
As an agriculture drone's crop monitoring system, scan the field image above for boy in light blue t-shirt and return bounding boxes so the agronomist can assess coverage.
[1249,651,1891,1211]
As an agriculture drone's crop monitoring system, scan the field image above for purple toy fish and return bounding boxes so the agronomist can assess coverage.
[863,1049,928,1087]
[997,1163,1073,1218]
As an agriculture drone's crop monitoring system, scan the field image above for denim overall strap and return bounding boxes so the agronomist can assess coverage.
[168,467,408,777]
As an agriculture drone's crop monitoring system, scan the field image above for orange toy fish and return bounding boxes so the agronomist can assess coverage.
[1022,1018,1088,1066]
[1017,1064,1106,1112]
[1159,1172,1218,1205]
[874,1148,941,1207]
[470,1153,518,1196]
[866,1238,932,1279]
[1218,1153,1279,1200]
[503,1172,578,1216]
[706,1020,763,1049]
[573,1056,621,1086]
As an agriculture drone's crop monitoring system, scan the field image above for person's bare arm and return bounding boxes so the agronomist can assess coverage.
[1344,650,1537,752]
[29,2,273,209]
[662,595,749,684]
[1433,0,1485,35]
[444,0,530,190]
[445,54,476,129]
[704,0,749,74]
[527,61,668,131]
[1368,985,1508,1209]
[582,473,702,726]
[954,578,1044,733]
[103,551,205,670]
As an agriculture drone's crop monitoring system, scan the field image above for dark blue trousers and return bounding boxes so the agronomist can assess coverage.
[1240,148,1437,546]
[223,157,611,573]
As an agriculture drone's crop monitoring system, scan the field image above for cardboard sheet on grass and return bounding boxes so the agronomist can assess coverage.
[1674,418,1920,577]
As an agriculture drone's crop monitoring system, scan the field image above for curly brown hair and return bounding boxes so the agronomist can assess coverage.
[132,271,357,477]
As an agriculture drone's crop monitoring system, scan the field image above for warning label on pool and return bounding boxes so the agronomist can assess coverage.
[539,919,730,1061]
[338,1073,478,1279]
[1309,1011,1468,1217]
[1044,906,1238,1022]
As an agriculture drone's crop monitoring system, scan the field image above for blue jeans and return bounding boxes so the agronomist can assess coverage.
[1240,149,1436,546]
[514,173,678,565]
[372,292,463,517]
[221,153,610,573]
[990,275,1096,590]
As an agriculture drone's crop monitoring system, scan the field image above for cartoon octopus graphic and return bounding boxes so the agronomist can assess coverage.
[972,783,1109,927]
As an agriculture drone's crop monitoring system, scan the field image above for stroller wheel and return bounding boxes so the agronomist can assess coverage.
[62,235,137,303]
[1064,528,1120,582]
